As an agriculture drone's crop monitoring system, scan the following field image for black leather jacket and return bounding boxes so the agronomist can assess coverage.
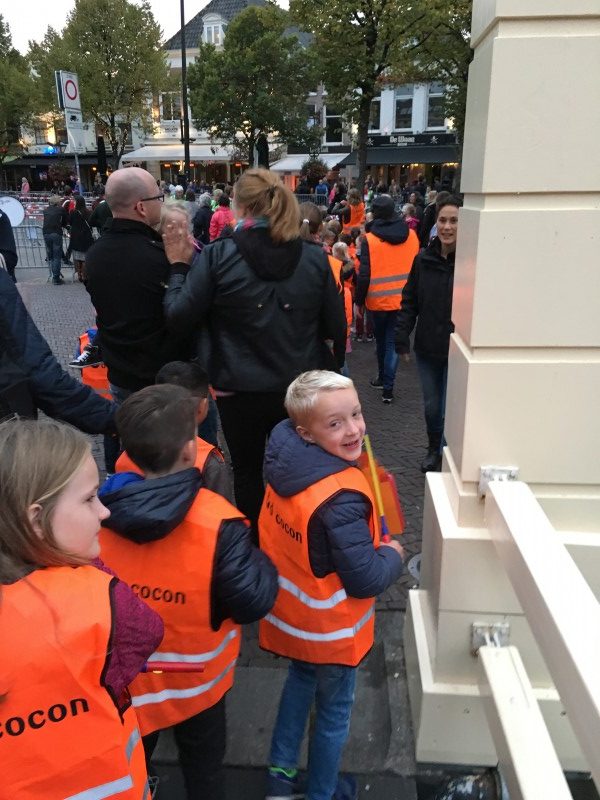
[164,229,347,392]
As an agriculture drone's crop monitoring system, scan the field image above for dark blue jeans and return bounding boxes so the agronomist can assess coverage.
[270,660,357,800]
[44,232,62,281]
[371,310,399,391]
[415,354,448,443]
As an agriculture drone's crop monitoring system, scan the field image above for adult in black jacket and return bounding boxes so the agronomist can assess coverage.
[395,196,461,472]
[163,168,346,527]
[192,193,213,244]
[0,208,17,282]
[68,195,94,281]
[85,167,191,402]
[0,268,115,433]
[42,197,67,284]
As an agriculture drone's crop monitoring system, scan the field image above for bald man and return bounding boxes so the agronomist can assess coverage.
[85,167,192,409]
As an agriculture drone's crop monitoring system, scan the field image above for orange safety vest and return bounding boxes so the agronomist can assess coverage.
[364,230,419,312]
[258,468,381,666]
[0,566,147,800]
[342,202,365,234]
[116,435,221,475]
[79,332,112,401]
[99,489,244,736]
[328,255,343,291]
[344,286,353,339]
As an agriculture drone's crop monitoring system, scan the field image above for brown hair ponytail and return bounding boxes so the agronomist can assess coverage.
[298,202,322,241]
[233,168,299,243]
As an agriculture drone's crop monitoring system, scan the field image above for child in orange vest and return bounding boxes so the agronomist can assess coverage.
[98,384,278,800]
[0,418,162,799]
[114,360,233,502]
[259,371,404,800]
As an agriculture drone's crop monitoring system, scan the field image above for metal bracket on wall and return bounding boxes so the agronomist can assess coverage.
[478,466,519,499]
[471,622,510,656]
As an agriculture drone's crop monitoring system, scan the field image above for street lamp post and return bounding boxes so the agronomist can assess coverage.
[180,0,191,187]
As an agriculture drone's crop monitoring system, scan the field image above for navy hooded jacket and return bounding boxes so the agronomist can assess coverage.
[99,467,278,630]
[264,420,403,598]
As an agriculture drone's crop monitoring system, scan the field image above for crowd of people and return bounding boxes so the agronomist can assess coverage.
[0,164,461,800]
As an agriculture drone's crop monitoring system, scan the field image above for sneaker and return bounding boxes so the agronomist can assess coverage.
[382,389,394,404]
[52,278,64,285]
[265,767,305,800]
[69,345,103,369]
[369,378,384,389]
[365,335,374,343]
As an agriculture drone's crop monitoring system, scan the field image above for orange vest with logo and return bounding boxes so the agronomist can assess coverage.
[0,566,147,800]
[343,202,365,234]
[364,230,419,311]
[79,332,112,401]
[258,469,381,666]
[328,255,343,291]
[99,489,244,735]
[116,435,220,475]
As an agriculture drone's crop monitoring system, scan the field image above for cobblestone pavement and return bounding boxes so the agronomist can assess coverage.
[16,264,427,611]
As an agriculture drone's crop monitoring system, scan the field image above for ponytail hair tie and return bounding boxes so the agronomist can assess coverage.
[302,218,310,225]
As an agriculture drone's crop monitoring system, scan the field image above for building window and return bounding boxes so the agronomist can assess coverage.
[427,82,446,128]
[324,106,342,144]
[204,24,222,44]
[33,124,49,145]
[368,97,381,131]
[161,93,182,121]
[306,102,320,128]
[394,85,413,130]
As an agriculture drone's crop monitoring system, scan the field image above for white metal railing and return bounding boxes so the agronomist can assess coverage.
[474,481,600,799]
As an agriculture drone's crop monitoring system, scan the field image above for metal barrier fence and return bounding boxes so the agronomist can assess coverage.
[14,224,72,275]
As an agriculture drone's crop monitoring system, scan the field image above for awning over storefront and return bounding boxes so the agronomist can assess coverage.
[338,145,459,166]
[121,144,232,163]
[8,154,103,167]
[270,152,350,172]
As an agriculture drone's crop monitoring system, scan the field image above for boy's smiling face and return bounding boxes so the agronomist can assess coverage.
[296,387,366,462]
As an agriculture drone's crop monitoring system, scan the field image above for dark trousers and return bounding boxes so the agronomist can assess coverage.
[216,391,287,527]
[143,697,226,800]
[371,310,400,391]
[44,232,62,281]
[415,354,448,442]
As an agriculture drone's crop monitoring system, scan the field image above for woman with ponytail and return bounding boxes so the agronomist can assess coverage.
[162,168,346,528]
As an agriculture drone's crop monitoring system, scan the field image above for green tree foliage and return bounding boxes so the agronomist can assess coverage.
[301,156,329,188]
[0,16,38,165]
[187,4,319,166]
[28,0,168,169]
[291,0,429,188]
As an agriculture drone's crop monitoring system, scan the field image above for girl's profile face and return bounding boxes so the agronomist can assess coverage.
[49,453,110,560]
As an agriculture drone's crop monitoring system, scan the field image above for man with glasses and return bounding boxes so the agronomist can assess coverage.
[85,167,192,468]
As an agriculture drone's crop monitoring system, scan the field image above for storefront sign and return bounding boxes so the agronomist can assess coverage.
[367,133,457,148]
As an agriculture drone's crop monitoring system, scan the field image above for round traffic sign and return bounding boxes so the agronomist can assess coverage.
[65,79,78,101]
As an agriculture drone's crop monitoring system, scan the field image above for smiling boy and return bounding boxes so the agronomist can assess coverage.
[258,370,404,800]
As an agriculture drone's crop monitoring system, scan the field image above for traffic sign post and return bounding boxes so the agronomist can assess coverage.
[55,71,83,187]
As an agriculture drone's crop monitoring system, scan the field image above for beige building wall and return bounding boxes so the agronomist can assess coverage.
[405,0,600,768]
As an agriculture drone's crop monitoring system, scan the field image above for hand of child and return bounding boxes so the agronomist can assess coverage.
[381,538,405,560]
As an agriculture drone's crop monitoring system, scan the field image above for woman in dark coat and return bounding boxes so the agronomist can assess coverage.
[68,195,94,281]
[162,168,347,528]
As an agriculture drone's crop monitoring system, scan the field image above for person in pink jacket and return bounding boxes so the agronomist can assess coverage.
[209,195,235,241]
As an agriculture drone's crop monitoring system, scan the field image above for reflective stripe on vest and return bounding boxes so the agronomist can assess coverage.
[132,658,237,708]
[258,469,381,666]
[99,489,244,735]
[364,230,419,311]
[0,567,147,799]
[264,606,374,642]
[116,435,218,476]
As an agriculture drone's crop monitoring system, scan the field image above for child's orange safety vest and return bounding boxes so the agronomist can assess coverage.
[258,468,380,666]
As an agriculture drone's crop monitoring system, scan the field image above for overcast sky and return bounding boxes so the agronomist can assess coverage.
[5,0,286,55]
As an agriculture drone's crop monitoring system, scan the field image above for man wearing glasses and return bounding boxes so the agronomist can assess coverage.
[85,167,192,467]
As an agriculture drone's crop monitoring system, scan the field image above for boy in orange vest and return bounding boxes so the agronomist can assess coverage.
[98,384,278,800]
[259,371,404,800]
[114,360,232,501]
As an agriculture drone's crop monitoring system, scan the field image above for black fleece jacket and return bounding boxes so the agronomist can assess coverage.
[164,228,347,392]
[100,468,278,630]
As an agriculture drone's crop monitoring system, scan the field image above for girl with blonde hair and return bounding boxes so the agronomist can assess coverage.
[0,418,162,798]
[162,168,347,528]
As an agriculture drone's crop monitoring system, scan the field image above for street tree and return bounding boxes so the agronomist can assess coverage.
[187,4,319,167]
[291,0,429,189]
[28,0,169,170]
[0,16,38,166]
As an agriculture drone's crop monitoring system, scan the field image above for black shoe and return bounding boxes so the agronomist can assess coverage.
[370,378,384,389]
[421,434,443,472]
[382,389,393,403]
[69,345,103,368]
[52,278,64,285]
[365,335,374,343]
